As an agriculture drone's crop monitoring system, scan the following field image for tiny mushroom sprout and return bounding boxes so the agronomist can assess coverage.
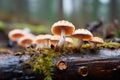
[65,37,73,47]
[72,29,93,49]
[51,20,75,47]
[90,37,104,48]
[50,35,60,46]
[17,35,35,48]
[8,29,25,42]
[35,34,46,49]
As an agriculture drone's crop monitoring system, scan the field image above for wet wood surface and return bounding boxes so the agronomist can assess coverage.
[0,49,120,80]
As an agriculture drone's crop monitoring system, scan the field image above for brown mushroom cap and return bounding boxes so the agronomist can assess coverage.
[51,20,75,36]
[8,29,25,41]
[35,34,46,44]
[43,34,52,47]
[72,29,93,40]
[50,35,60,44]
[44,34,52,40]
[18,36,35,47]
[90,37,104,44]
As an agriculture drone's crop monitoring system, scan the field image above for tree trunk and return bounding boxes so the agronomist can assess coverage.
[58,0,64,20]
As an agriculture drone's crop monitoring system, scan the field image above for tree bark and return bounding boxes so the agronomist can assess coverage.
[0,49,120,80]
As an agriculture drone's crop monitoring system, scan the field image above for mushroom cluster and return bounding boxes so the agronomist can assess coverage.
[8,20,104,49]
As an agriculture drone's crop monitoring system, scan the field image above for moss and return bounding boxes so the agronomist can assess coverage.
[22,41,120,80]
[24,47,61,80]
[99,42,120,49]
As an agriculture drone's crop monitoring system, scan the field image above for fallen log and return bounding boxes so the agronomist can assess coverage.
[0,49,120,80]
[53,49,120,80]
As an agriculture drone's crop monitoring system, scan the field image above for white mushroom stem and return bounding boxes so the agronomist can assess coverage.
[41,41,45,47]
[77,36,83,49]
[58,29,65,47]
[46,39,50,47]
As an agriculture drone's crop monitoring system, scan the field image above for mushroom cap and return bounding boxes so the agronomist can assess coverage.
[18,36,35,47]
[35,34,46,44]
[51,35,60,41]
[90,37,104,44]
[8,29,25,41]
[25,33,36,44]
[44,34,52,40]
[51,20,75,36]
[65,37,73,44]
[50,35,60,44]
[72,29,93,40]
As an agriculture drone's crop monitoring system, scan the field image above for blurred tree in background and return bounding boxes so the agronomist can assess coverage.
[0,0,119,33]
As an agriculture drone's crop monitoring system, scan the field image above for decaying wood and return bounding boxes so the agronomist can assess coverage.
[0,49,120,80]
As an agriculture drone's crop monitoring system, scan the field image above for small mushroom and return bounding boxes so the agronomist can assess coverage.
[51,20,75,47]
[90,37,104,48]
[18,35,35,48]
[65,37,73,47]
[44,34,52,47]
[72,29,93,49]
[35,34,46,49]
[50,35,60,46]
[8,29,25,41]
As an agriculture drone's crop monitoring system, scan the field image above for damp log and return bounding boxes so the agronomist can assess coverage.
[0,49,120,80]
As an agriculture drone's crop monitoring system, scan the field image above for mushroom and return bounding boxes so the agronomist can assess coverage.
[50,35,60,46]
[8,29,25,42]
[90,37,104,48]
[44,34,52,47]
[17,35,35,47]
[72,29,93,49]
[51,20,75,47]
[35,34,46,49]
[65,37,73,47]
